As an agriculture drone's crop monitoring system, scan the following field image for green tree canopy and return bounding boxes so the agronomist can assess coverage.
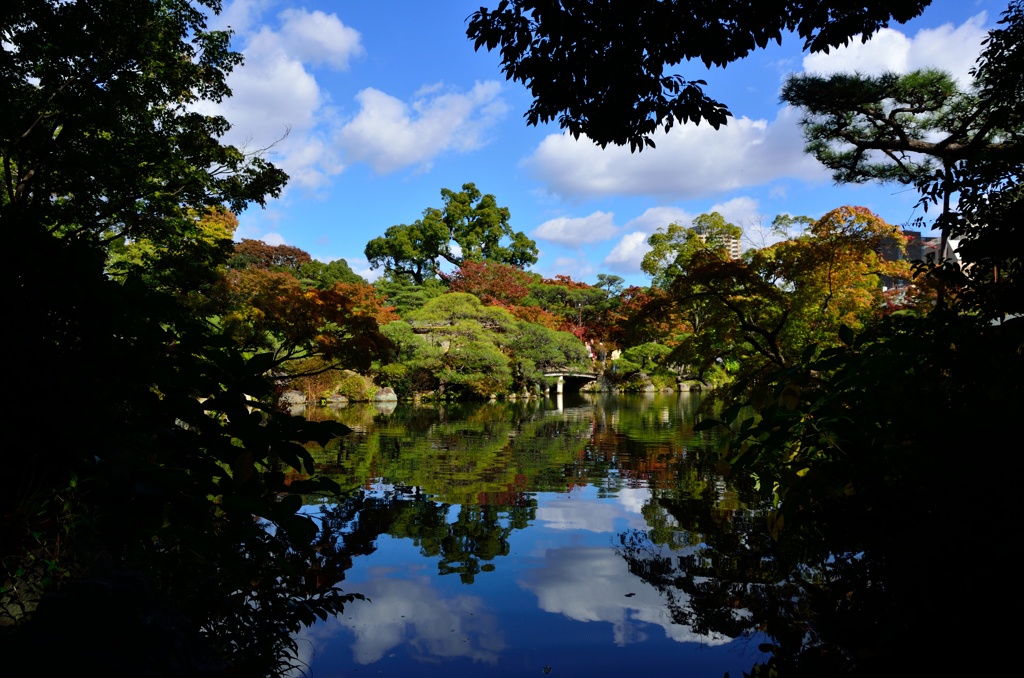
[641,212,743,289]
[2,0,286,248]
[364,183,538,284]
[373,274,448,316]
[404,293,515,395]
[506,320,590,388]
[298,258,366,290]
[2,2,371,670]
[229,239,312,274]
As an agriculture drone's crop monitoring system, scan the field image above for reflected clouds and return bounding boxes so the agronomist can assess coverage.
[295,577,505,667]
[536,494,648,533]
[521,547,732,647]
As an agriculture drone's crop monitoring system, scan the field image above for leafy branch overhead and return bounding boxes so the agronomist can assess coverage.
[781,69,1017,187]
[467,0,932,150]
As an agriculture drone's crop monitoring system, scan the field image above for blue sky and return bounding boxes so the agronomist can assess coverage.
[200,0,1003,286]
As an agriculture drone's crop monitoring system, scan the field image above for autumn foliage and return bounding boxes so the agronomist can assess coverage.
[331,282,400,325]
[216,268,392,371]
[232,239,313,274]
[443,261,562,329]
[444,260,536,305]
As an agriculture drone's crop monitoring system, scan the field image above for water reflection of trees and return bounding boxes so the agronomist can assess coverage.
[297,388,1004,676]
[318,486,536,585]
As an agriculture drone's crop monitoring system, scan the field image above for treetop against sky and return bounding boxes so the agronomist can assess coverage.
[199,0,999,286]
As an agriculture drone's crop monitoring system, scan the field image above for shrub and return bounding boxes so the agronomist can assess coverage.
[337,374,376,401]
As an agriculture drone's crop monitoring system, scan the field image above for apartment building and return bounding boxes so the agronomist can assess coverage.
[692,227,742,260]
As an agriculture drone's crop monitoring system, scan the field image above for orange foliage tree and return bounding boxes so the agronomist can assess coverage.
[216,268,393,373]
[443,260,563,329]
[658,206,918,386]
[331,282,400,325]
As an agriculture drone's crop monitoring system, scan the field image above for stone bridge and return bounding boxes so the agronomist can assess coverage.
[543,371,600,393]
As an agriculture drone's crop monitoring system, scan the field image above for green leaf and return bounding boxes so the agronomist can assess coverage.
[693,418,723,432]
[838,324,854,346]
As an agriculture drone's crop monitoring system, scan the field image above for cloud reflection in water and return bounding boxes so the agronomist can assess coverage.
[295,577,505,667]
[521,546,732,647]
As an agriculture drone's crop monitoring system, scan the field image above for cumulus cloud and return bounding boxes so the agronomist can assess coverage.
[193,8,360,189]
[544,256,595,280]
[214,0,276,34]
[602,232,652,275]
[201,9,501,188]
[623,207,695,234]
[521,547,734,646]
[293,578,504,668]
[708,196,761,226]
[526,107,824,200]
[616,488,650,515]
[261,232,286,246]
[801,13,988,86]
[277,8,364,70]
[337,81,508,174]
[531,211,618,247]
[535,495,646,533]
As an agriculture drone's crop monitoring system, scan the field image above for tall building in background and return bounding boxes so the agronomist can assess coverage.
[876,230,922,289]
[692,227,742,260]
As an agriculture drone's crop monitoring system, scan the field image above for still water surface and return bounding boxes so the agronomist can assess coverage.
[291,393,772,677]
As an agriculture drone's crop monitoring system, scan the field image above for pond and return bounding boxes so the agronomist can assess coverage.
[290,393,775,677]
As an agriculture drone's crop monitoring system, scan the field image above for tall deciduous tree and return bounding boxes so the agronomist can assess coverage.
[665,206,913,386]
[298,258,366,289]
[467,1,931,150]
[365,183,538,283]
[444,260,539,306]
[3,3,369,669]
[2,0,286,246]
[215,268,393,371]
[642,212,743,289]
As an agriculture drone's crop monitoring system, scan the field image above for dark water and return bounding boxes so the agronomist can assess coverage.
[291,393,773,677]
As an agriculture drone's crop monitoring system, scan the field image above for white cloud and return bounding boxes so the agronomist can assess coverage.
[261,232,286,246]
[535,496,646,533]
[801,13,988,86]
[545,256,595,281]
[193,11,352,190]
[293,578,504,668]
[623,207,694,234]
[602,232,652,275]
[708,196,761,226]
[337,81,508,174]
[200,10,501,188]
[520,547,734,646]
[526,107,824,200]
[277,8,364,70]
[531,211,618,246]
[214,0,276,34]
[616,488,650,514]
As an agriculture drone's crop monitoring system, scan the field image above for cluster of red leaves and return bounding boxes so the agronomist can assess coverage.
[540,274,591,290]
[332,282,399,325]
[443,261,563,329]
[233,239,312,274]
[606,286,689,345]
[444,260,535,305]
[217,268,393,371]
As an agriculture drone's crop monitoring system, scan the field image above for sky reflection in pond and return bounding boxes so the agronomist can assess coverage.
[292,395,769,677]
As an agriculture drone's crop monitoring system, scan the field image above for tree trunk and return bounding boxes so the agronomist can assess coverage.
[936,163,953,309]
